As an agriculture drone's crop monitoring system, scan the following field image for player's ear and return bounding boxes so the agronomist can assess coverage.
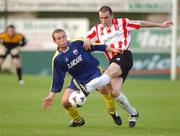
[53,38,56,43]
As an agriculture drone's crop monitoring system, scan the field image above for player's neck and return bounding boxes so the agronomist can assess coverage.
[103,23,111,28]
[58,46,69,53]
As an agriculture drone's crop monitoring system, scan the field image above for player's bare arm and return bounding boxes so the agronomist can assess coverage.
[140,20,173,28]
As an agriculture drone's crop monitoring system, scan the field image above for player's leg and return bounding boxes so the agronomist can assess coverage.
[109,50,139,127]
[0,57,4,71]
[61,80,85,127]
[86,50,133,92]
[110,77,139,128]
[86,61,122,92]
[98,86,122,125]
[11,47,24,84]
[74,68,122,126]
[110,77,137,114]
[0,45,7,71]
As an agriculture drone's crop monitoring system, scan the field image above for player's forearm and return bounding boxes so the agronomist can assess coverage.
[89,44,106,52]
[140,20,173,28]
[140,21,161,28]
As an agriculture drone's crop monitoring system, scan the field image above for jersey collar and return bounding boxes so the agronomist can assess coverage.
[57,42,70,53]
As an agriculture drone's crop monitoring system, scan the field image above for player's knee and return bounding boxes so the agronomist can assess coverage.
[0,59,4,66]
[111,89,120,98]
[61,98,71,109]
[99,90,107,95]
[98,86,110,95]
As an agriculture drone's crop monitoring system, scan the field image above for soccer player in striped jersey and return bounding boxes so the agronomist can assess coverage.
[41,29,122,127]
[82,6,173,127]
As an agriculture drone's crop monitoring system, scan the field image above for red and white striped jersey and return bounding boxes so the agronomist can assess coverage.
[83,18,141,60]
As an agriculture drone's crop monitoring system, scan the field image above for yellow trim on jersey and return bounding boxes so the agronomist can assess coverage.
[51,50,59,72]
[73,79,82,91]
[72,79,89,95]
[49,50,60,91]
[69,37,84,43]
[93,43,105,46]
[97,66,105,74]
[52,50,59,61]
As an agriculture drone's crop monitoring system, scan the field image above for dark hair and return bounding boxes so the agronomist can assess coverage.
[6,25,15,31]
[99,6,113,16]
[52,28,65,40]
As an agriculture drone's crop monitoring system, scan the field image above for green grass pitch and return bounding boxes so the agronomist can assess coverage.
[0,74,180,136]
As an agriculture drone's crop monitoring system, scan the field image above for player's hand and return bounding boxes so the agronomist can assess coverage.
[42,96,54,109]
[160,20,173,28]
[106,46,124,54]
[42,92,56,110]
[83,39,91,50]
[111,48,124,54]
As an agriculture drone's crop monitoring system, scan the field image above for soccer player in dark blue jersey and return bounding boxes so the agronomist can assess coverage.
[42,29,122,127]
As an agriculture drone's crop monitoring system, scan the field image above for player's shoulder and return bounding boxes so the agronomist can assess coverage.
[112,18,130,25]
[14,33,25,39]
[52,50,61,62]
[69,38,84,46]
[0,32,7,38]
[117,18,130,22]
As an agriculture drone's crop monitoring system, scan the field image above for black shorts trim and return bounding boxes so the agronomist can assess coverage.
[0,55,6,59]
[0,50,9,59]
[0,52,20,59]
[110,50,133,81]
[11,54,20,58]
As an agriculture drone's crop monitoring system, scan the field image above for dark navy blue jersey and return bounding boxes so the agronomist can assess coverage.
[51,39,107,93]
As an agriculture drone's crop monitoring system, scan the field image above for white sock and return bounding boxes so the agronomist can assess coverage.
[115,92,137,115]
[86,73,110,92]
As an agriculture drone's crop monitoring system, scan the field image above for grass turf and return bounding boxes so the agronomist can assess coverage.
[0,74,180,136]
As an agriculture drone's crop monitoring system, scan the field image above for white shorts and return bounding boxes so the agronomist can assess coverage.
[0,45,21,57]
